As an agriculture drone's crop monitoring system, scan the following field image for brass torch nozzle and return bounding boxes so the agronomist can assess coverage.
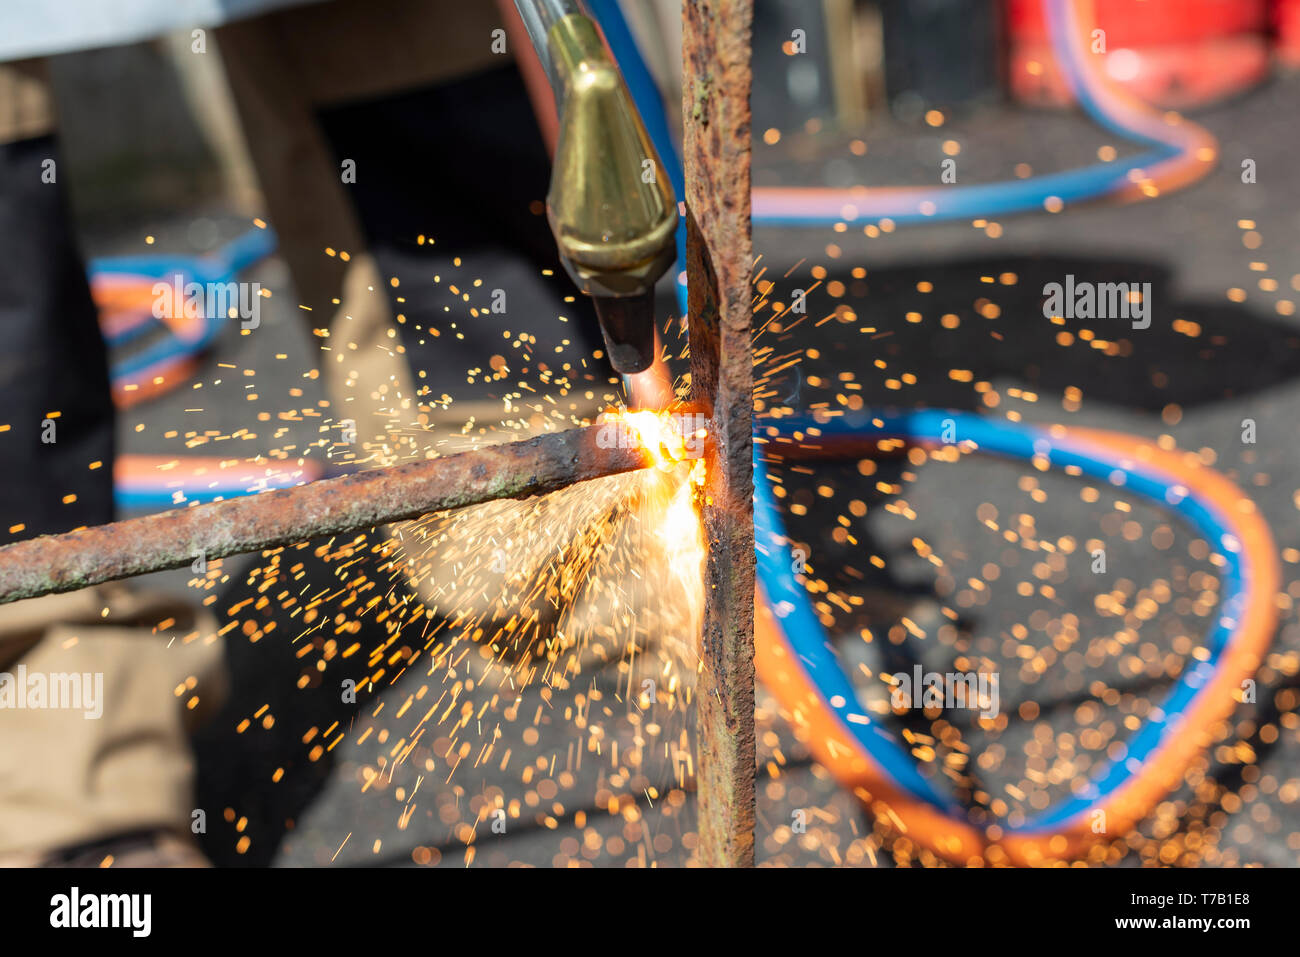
[541,11,677,373]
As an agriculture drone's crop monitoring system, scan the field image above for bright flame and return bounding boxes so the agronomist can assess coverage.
[619,409,691,470]
[609,407,708,639]
[656,463,706,605]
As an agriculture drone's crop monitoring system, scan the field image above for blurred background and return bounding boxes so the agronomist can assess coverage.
[13,0,1300,866]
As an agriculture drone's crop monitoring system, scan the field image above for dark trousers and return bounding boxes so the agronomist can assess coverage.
[0,134,114,547]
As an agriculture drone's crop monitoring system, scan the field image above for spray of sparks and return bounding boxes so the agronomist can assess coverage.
[107,192,1300,867]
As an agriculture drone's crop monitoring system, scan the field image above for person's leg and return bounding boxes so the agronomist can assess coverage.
[216,13,417,463]
[213,6,588,639]
[0,63,113,545]
[0,59,221,865]
[0,587,221,864]
[214,0,611,459]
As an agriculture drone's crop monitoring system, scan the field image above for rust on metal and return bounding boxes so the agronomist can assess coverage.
[0,426,647,606]
[684,0,757,867]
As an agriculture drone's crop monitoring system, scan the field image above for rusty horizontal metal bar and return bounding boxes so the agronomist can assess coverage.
[0,425,647,606]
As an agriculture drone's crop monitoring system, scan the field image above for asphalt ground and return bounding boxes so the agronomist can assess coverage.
[87,69,1300,867]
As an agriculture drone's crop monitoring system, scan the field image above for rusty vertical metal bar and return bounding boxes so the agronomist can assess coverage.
[683,0,756,867]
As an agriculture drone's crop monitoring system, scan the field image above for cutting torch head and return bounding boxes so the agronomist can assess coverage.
[534,9,677,374]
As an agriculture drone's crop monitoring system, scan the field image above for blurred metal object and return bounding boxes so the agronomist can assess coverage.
[512,0,571,93]
[515,1,676,373]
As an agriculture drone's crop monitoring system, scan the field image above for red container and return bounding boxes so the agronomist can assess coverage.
[1276,0,1300,68]
[1006,0,1269,108]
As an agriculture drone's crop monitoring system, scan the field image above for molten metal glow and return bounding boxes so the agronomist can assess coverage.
[610,408,708,634]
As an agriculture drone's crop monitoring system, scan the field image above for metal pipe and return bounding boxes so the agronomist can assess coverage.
[0,426,648,606]
[513,0,581,92]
